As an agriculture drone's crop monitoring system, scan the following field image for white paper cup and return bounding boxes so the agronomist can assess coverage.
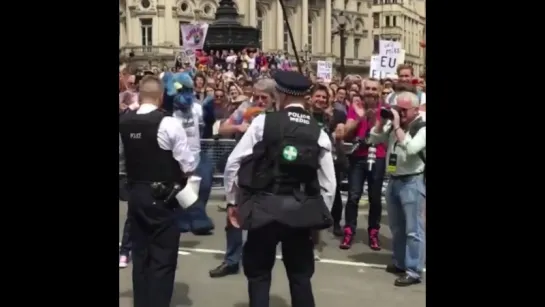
[175,176,202,209]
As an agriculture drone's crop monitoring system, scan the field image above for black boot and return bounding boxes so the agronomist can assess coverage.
[209,262,239,278]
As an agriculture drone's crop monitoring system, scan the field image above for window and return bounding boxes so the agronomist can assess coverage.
[308,16,313,53]
[373,13,380,28]
[257,8,263,48]
[373,35,379,53]
[385,0,391,3]
[393,16,397,27]
[385,16,390,27]
[344,0,349,9]
[373,0,378,4]
[357,2,361,12]
[392,0,398,3]
[179,21,189,46]
[354,38,360,58]
[140,0,151,9]
[141,18,152,52]
[283,20,289,52]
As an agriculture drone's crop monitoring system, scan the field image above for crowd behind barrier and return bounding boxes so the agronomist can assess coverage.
[201,138,389,194]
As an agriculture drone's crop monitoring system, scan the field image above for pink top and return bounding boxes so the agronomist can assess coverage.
[347,104,387,158]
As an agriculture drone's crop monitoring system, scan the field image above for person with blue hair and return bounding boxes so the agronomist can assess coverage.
[162,70,215,235]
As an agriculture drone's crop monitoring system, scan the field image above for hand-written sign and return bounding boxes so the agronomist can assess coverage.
[378,40,402,75]
[316,61,333,82]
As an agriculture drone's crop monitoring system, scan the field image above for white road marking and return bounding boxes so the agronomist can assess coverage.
[119,244,426,272]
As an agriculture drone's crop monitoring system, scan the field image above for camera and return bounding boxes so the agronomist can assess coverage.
[380,107,394,120]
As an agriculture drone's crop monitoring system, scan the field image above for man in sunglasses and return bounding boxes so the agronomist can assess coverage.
[338,80,387,250]
[211,79,276,278]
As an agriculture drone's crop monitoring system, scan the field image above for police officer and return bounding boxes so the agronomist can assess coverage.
[119,75,198,307]
[223,71,336,307]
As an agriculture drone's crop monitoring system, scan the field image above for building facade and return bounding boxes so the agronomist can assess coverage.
[371,0,425,77]
[120,0,375,75]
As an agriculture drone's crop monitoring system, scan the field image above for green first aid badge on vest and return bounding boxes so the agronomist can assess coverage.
[282,146,298,161]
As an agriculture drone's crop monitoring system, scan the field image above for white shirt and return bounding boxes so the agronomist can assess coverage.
[369,116,426,176]
[119,103,197,174]
[173,103,203,166]
[223,103,337,211]
[248,56,256,70]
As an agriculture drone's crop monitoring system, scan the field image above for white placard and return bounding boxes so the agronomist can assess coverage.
[369,56,386,79]
[316,61,332,82]
[378,40,402,75]
[369,56,398,80]
[180,23,209,50]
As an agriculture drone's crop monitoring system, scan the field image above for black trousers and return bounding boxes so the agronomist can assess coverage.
[243,222,315,307]
[330,169,344,225]
[128,183,181,307]
[120,217,131,255]
[343,156,385,232]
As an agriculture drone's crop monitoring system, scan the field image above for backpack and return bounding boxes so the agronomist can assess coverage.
[408,120,426,183]
[408,120,426,164]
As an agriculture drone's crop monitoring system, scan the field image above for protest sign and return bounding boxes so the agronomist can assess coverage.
[316,61,332,82]
[369,56,387,79]
[180,23,209,50]
[378,40,402,75]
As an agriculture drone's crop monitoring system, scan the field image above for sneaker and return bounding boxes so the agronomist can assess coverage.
[119,254,130,269]
[339,227,354,250]
[368,228,381,251]
[313,248,321,261]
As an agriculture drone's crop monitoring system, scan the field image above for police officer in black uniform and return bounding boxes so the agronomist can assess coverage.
[119,75,198,307]
[222,71,336,307]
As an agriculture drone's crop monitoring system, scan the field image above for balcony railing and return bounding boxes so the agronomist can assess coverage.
[119,45,180,58]
[380,26,403,36]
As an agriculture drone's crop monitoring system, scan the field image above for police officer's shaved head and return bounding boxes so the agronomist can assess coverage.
[139,75,164,104]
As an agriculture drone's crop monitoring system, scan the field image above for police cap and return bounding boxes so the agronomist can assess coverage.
[273,70,312,97]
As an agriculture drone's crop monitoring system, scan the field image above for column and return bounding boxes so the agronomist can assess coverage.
[325,0,332,54]
[249,0,257,27]
[301,0,308,49]
[276,0,284,50]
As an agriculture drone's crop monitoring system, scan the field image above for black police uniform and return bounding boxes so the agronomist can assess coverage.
[119,110,187,307]
[236,71,333,307]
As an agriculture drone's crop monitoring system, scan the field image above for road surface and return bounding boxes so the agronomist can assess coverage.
[119,191,425,307]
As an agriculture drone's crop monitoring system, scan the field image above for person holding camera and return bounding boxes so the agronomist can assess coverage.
[370,91,426,287]
[119,75,197,307]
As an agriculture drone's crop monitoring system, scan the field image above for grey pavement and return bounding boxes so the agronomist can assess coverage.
[119,192,425,306]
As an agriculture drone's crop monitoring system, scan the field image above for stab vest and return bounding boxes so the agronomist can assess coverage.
[119,110,183,183]
[236,107,333,230]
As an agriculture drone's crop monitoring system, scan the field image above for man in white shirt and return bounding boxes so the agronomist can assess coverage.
[119,75,197,307]
[369,91,426,287]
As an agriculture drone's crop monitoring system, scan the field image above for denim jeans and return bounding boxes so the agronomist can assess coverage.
[386,175,426,279]
[120,217,131,255]
[224,216,243,266]
[178,152,214,232]
[343,156,386,233]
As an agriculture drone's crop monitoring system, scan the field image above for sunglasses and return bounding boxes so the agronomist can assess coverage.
[215,95,224,99]
[382,92,391,95]
[253,95,268,101]
[365,87,378,91]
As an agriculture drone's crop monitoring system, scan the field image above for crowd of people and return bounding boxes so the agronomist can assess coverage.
[119,54,426,306]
